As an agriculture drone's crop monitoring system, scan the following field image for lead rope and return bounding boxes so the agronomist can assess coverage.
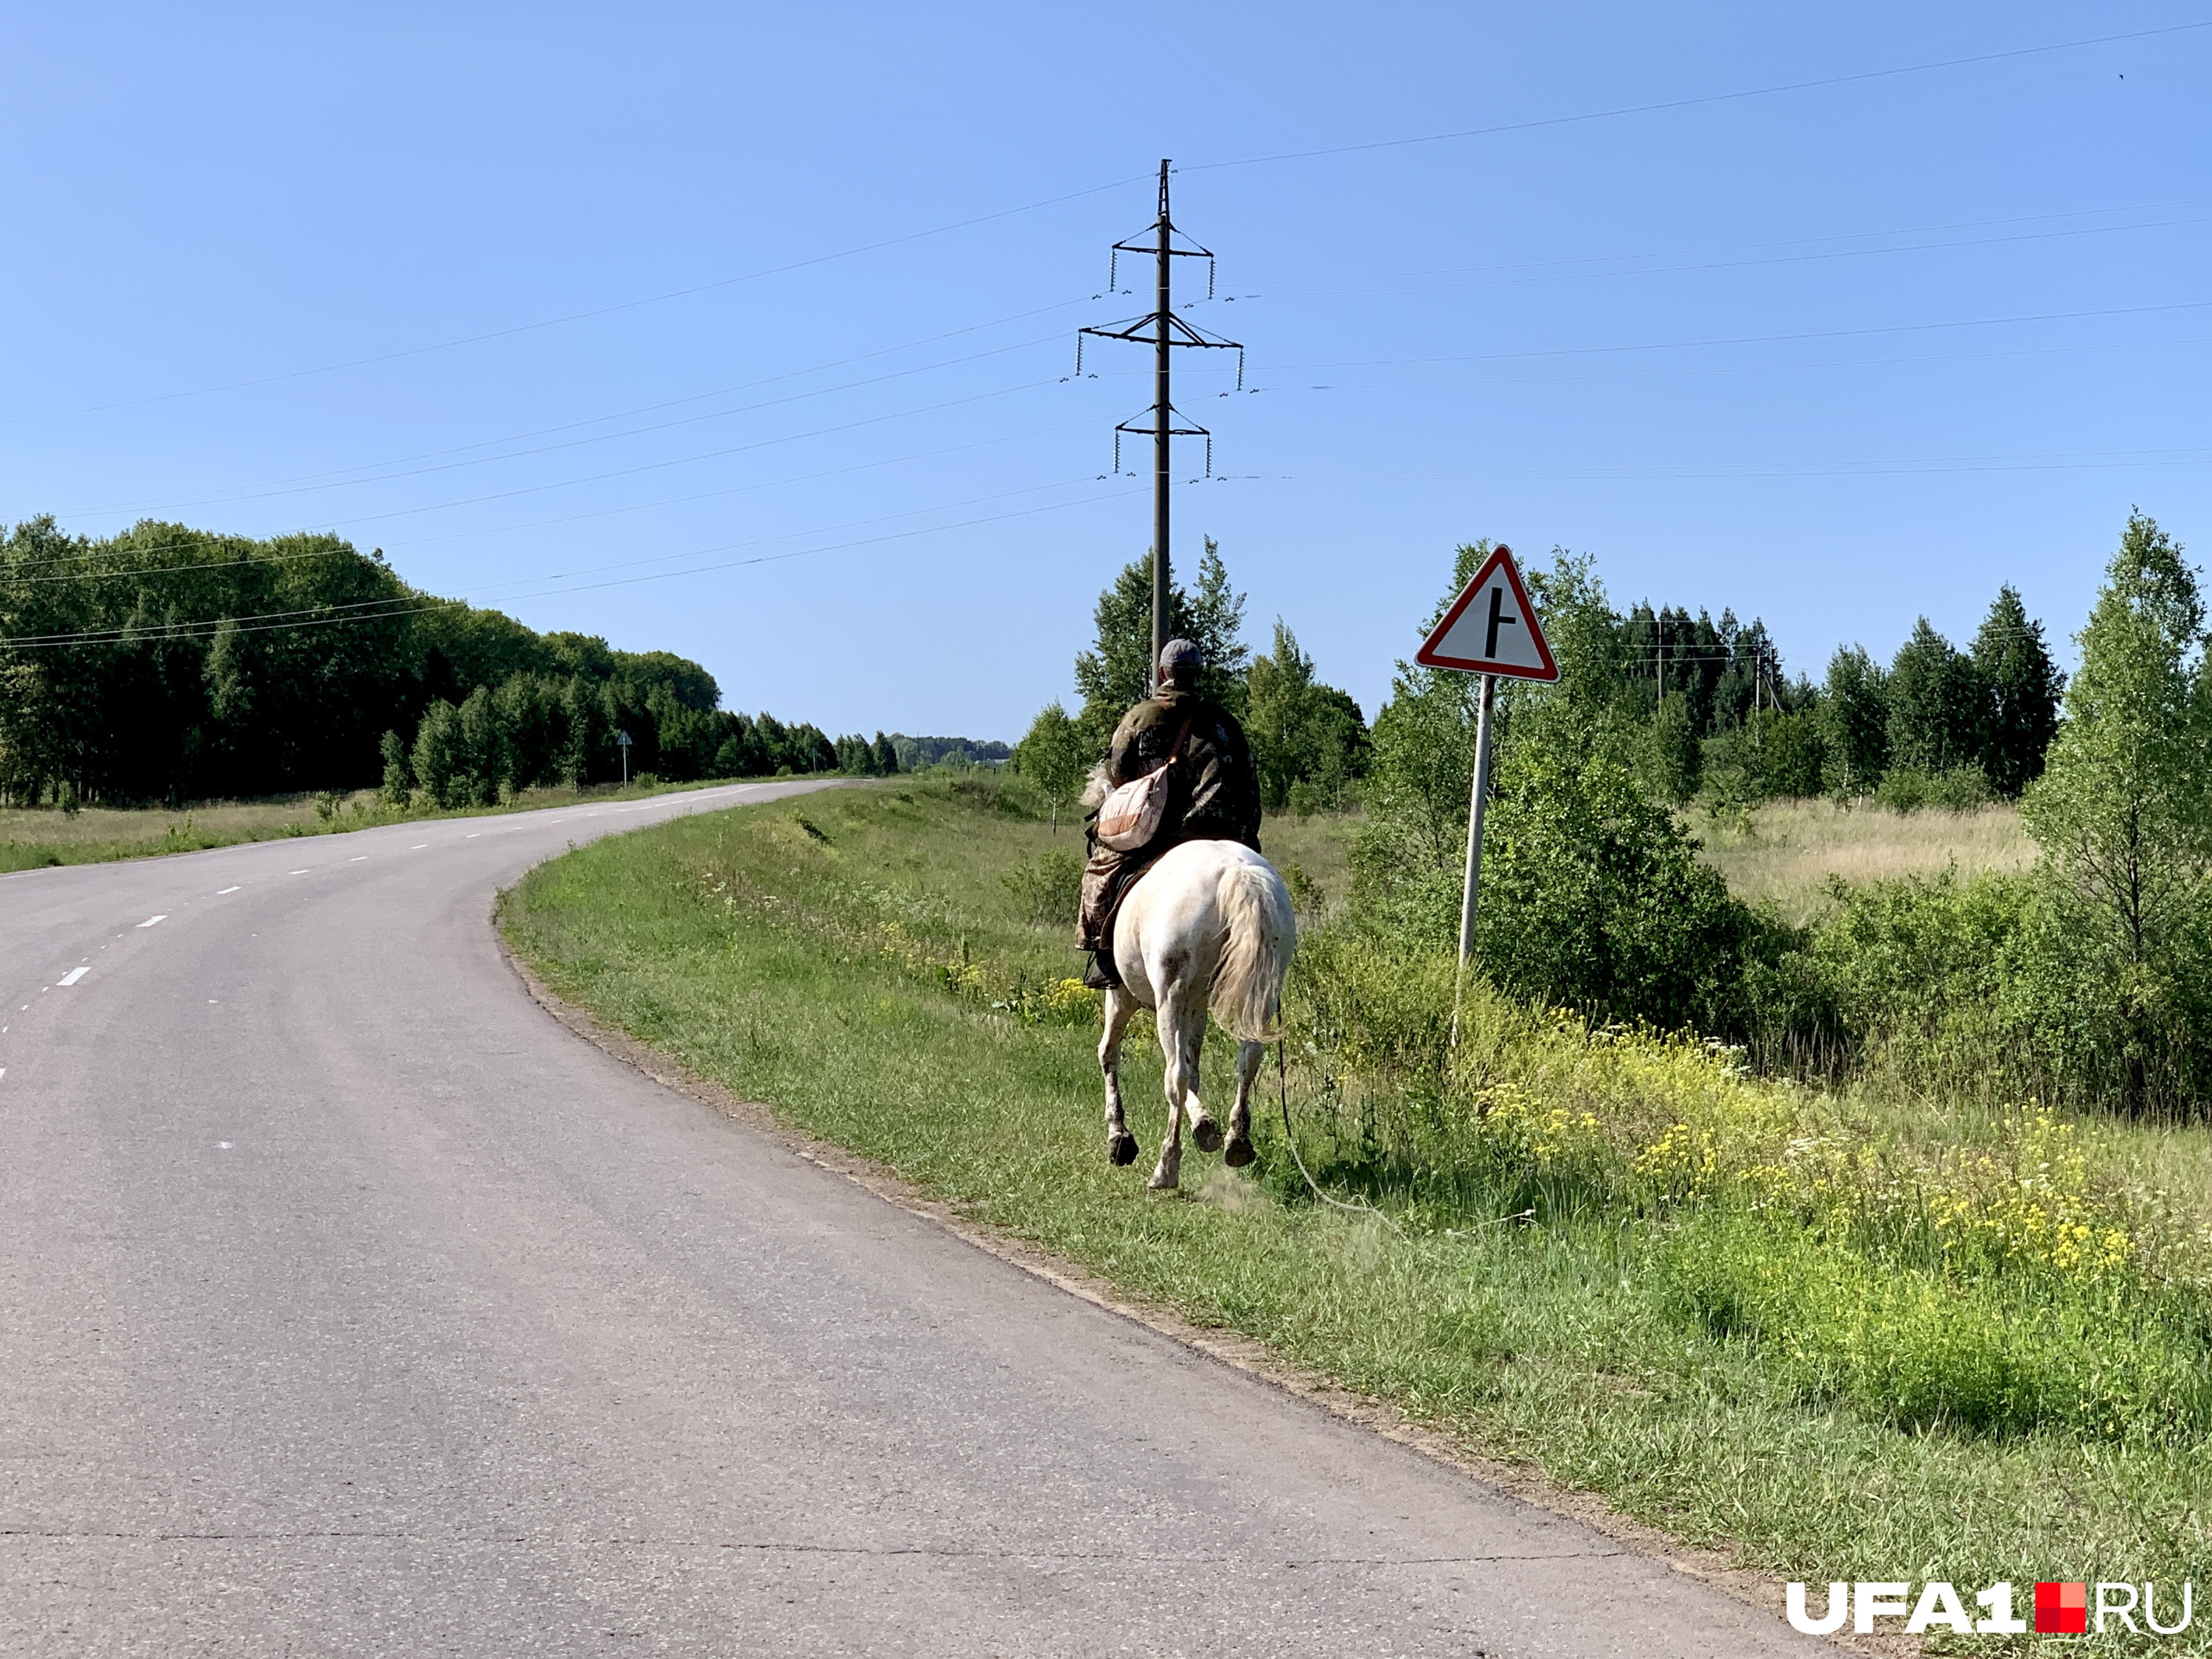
[1275,1042,1405,1236]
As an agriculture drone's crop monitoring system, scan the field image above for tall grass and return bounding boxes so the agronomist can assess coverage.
[1694,796,2036,926]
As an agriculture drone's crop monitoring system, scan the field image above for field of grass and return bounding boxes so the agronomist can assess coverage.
[0,775,790,874]
[1695,796,2037,925]
[504,776,2212,1654]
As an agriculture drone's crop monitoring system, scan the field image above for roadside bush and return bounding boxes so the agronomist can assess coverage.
[1873,764,1990,813]
[1001,849,1082,925]
[1471,745,1772,1035]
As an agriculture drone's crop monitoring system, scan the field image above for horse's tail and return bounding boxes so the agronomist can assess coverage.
[1212,859,1296,1042]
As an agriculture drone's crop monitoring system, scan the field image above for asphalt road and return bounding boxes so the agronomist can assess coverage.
[0,783,1820,1656]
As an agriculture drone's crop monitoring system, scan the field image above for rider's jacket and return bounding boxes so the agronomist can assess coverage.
[1104,689,1263,855]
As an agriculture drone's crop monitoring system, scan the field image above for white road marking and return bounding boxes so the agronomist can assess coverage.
[218,1141,231,1150]
[138,915,167,928]
[349,856,368,863]
[288,869,310,875]
[466,833,481,839]
[58,968,89,987]
[411,843,428,849]
[217,886,241,894]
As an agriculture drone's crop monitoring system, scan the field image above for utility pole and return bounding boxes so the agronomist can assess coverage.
[1079,161,1242,691]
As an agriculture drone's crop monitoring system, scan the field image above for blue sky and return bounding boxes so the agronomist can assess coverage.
[4,4,2208,740]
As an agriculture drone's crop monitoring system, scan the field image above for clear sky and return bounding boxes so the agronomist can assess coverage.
[4,4,2208,739]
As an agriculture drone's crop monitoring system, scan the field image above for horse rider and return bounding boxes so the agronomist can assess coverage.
[1077,637,1263,989]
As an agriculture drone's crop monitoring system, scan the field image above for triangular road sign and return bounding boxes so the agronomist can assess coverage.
[1415,544,1559,681]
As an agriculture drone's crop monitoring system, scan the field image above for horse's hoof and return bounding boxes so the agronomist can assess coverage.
[1222,1133,1255,1169]
[1192,1117,1224,1154]
[1147,1167,1179,1191]
[1107,1132,1138,1167]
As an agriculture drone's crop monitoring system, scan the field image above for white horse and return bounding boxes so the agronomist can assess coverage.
[1098,839,1298,1190]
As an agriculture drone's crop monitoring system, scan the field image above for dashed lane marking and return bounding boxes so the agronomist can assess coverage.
[137,915,166,928]
[58,968,89,987]
[349,856,368,863]
[288,869,310,875]
[217,886,241,895]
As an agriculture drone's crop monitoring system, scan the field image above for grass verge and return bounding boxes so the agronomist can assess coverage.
[502,777,2211,1655]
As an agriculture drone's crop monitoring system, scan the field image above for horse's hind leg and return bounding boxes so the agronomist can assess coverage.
[1149,989,1203,1190]
[1099,987,1138,1167]
[1185,1014,1224,1156]
[1223,1040,1265,1169]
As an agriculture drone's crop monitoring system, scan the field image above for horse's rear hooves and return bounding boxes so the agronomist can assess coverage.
[1192,1118,1225,1154]
[1107,1133,1138,1167]
[1222,1135,1255,1169]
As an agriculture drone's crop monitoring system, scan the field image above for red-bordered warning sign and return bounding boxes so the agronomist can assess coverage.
[1414,543,1558,680]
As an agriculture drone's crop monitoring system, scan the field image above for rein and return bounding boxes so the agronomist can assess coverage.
[1273,1042,1405,1235]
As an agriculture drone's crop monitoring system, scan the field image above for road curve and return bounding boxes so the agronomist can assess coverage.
[0,784,1818,1656]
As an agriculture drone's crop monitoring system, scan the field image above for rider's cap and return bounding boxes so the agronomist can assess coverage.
[1159,639,1202,682]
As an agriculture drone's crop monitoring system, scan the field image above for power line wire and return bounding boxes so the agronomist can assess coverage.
[63,298,1096,518]
[62,330,1074,521]
[1183,20,2212,173]
[1,180,1150,426]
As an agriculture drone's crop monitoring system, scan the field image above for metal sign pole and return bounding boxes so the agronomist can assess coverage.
[1450,672,1498,1045]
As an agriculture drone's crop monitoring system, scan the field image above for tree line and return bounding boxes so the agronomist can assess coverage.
[1557,579,2066,810]
[0,518,850,807]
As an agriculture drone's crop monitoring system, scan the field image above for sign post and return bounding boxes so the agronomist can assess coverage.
[616,728,633,785]
[1413,545,1559,1040]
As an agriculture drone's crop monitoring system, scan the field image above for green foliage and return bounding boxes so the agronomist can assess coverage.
[1820,645,1890,799]
[1473,745,1767,1034]
[833,731,900,777]
[1010,701,1086,831]
[1699,709,1826,810]
[1872,764,1991,814]
[1001,847,1082,925]
[1357,545,1778,1036]
[2022,512,2212,1114]
[1071,538,1248,751]
[377,728,411,807]
[1888,617,1987,774]
[1632,695,1702,804]
[1973,584,2065,796]
[1245,620,1369,810]
[1660,1211,2211,1441]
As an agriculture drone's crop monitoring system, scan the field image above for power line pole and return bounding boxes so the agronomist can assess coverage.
[1079,160,1242,692]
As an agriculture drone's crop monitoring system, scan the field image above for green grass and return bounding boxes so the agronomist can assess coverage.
[503,777,2212,1655]
[0,773,796,874]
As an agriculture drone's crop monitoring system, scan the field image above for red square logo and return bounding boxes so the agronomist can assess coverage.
[2035,1582,2087,1635]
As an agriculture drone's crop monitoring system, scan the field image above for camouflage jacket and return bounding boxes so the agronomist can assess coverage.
[1101,689,1262,854]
